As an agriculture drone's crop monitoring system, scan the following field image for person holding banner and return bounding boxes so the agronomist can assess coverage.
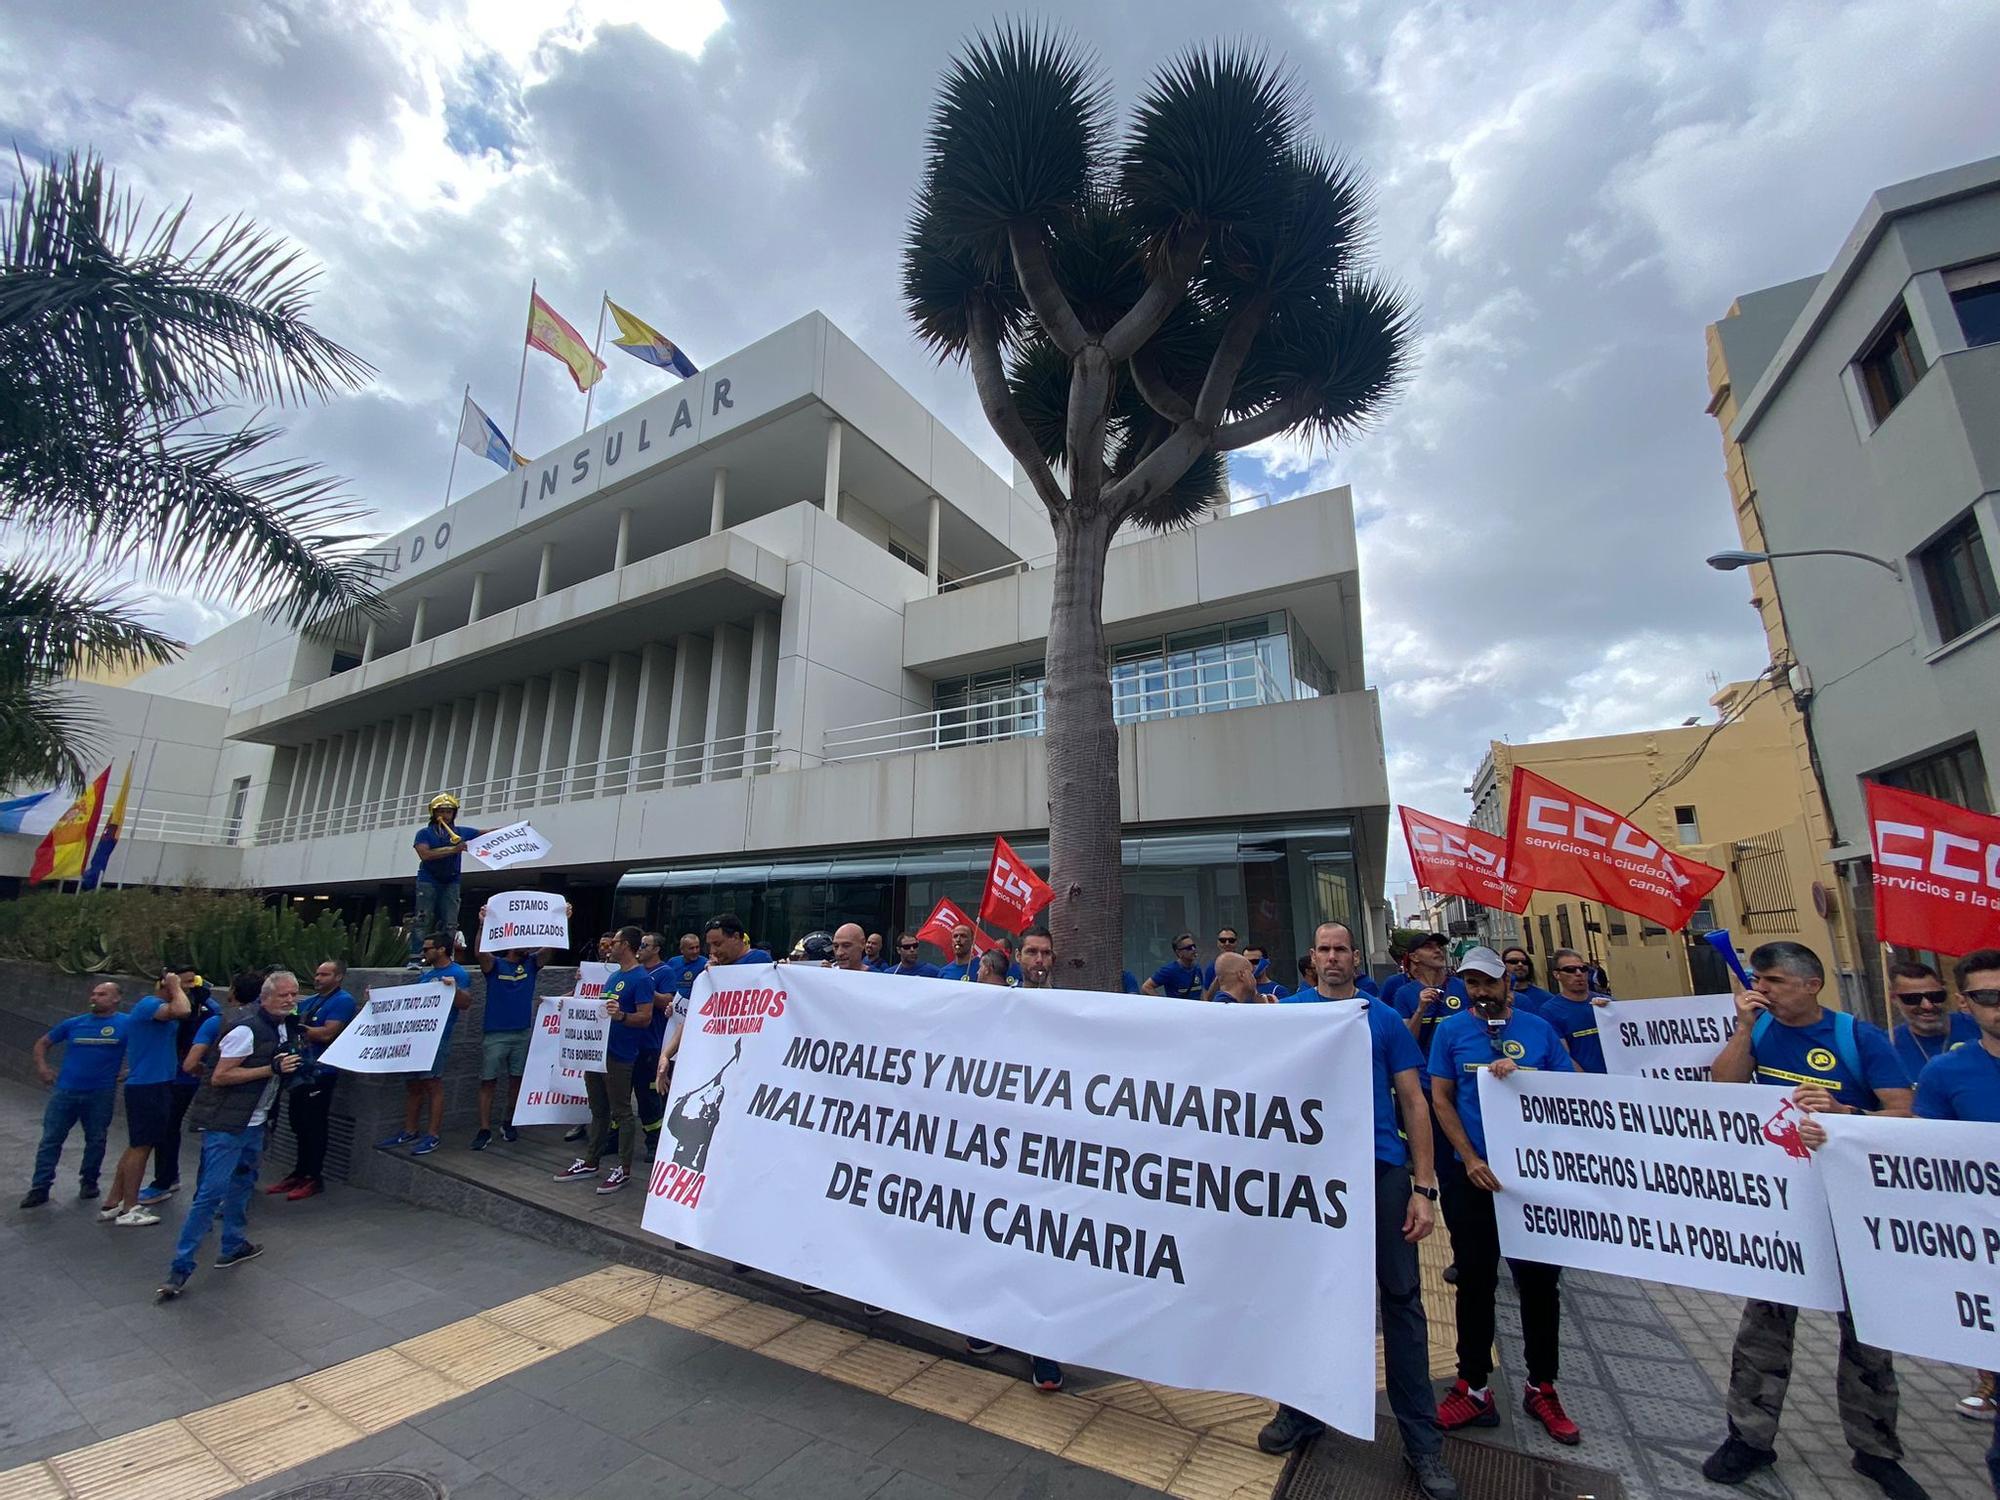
[1703,941,1923,1498]
[884,932,940,978]
[471,906,570,1151]
[409,794,480,965]
[1501,947,1555,1018]
[1427,946,1582,1445]
[1886,959,1981,1082]
[1540,948,1609,1073]
[559,926,654,1195]
[1260,920,1458,1498]
[266,960,357,1200]
[376,935,473,1156]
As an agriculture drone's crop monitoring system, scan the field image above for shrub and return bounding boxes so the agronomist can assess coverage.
[0,887,407,976]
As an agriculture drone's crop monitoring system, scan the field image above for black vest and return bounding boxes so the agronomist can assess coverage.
[186,1008,284,1134]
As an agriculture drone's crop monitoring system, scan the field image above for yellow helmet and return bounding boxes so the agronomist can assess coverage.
[429,793,461,813]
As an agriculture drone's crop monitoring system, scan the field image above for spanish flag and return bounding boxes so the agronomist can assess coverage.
[80,758,132,890]
[527,291,606,392]
[29,764,111,886]
[606,298,699,379]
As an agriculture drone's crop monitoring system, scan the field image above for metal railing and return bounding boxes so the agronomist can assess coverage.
[938,493,1271,594]
[122,807,249,848]
[821,655,1289,763]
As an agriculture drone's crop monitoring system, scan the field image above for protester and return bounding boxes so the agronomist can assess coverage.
[632,931,677,1155]
[1210,952,1272,1003]
[1199,925,1242,998]
[1501,946,1556,1018]
[142,967,222,1206]
[1886,959,1979,1080]
[938,924,981,981]
[976,949,1013,985]
[1379,940,1414,1013]
[1260,921,1458,1500]
[885,933,940,978]
[100,971,193,1225]
[156,970,304,1301]
[473,920,557,1150]
[1143,933,1205,997]
[704,913,775,970]
[263,960,356,1200]
[1397,934,1467,1053]
[864,933,885,969]
[557,925,654,1194]
[1428,946,1581,1445]
[1240,945,1283,999]
[1280,953,1318,1002]
[21,980,127,1208]
[1702,942,1921,1498]
[832,923,870,971]
[1540,947,1607,1072]
[376,933,473,1156]
[409,792,479,964]
[1018,927,1054,989]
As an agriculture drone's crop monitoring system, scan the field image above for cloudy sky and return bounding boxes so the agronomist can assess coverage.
[8,0,1998,888]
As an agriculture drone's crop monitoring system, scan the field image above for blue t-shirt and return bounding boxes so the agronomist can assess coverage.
[1367,999,1426,1168]
[1747,1010,1909,1111]
[940,958,1019,983]
[483,958,540,1033]
[298,988,359,1077]
[1397,976,1471,1081]
[1914,1043,2000,1122]
[665,954,708,999]
[413,822,480,884]
[1148,960,1204,998]
[602,965,658,1064]
[1357,975,1380,998]
[1122,970,1141,994]
[180,1011,224,1083]
[886,962,941,978]
[1428,1008,1574,1160]
[1379,974,1412,1013]
[1892,1014,1980,1080]
[1509,984,1557,1019]
[1540,995,1607,1073]
[720,948,775,967]
[640,961,676,1046]
[124,996,184,1086]
[45,1012,129,1092]
[425,962,474,1040]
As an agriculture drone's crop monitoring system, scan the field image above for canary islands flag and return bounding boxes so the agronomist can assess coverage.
[29,764,111,885]
[606,299,699,379]
[80,758,132,891]
[457,393,527,472]
[527,291,606,392]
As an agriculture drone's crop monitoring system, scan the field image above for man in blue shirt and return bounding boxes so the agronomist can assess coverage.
[21,981,129,1209]
[1885,959,1980,1080]
[1260,922,1457,1500]
[1913,949,2000,1124]
[267,959,360,1199]
[409,793,481,965]
[631,931,681,1159]
[1427,946,1580,1447]
[1501,947,1556,1019]
[937,924,981,981]
[100,972,194,1225]
[664,933,707,1000]
[471,907,569,1152]
[1143,933,1205,997]
[1241,946,1284,1000]
[377,934,475,1156]
[884,932,941,978]
[1198,925,1243,999]
[142,966,220,1206]
[1702,942,1919,1498]
[1540,947,1608,1073]
[558,925,654,1195]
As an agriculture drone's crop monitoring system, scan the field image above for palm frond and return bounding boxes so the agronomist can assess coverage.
[1203,144,1370,311]
[1233,276,1418,442]
[0,562,177,686]
[921,23,1110,249]
[1047,200,1148,337]
[1118,44,1306,243]
[1004,338,1073,466]
[0,678,102,788]
[901,178,1025,361]
[1110,423,1226,531]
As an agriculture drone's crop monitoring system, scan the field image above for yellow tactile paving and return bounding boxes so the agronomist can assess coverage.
[44,1420,240,1500]
[481,1291,619,1347]
[820,1335,939,1394]
[80,1452,239,1500]
[647,1281,749,1329]
[1062,1406,1200,1492]
[890,1358,1014,1421]
[397,1318,555,1386]
[701,1300,806,1349]
[541,1264,662,1320]
[298,1347,468,1434]
[198,1406,365,1485]
[1165,1435,1288,1500]
[0,1464,63,1500]
[758,1318,868,1372]
[970,1383,1101,1451]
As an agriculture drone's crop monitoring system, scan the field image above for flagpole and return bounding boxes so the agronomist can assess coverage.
[444,384,466,505]
[581,291,608,434]
[509,278,535,466]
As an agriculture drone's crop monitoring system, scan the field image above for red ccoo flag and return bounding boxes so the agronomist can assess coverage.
[1503,766,1724,932]
[1400,806,1530,913]
[914,897,995,956]
[1865,782,2000,957]
[979,835,1055,934]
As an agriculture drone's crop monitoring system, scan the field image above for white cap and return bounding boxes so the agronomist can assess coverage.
[1455,945,1506,979]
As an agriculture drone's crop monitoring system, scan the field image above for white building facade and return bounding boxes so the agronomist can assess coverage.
[7,314,1392,973]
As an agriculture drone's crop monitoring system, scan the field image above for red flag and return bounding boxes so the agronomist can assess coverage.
[1865,782,2000,956]
[914,898,995,956]
[978,835,1055,933]
[1504,767,1724,932]
[1400,806,1530,914]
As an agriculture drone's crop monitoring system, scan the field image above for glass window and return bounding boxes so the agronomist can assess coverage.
[1952,281,2000,348]
[1855,306,1926,425]
[1877,739,1993,815]
[1918,512,1999,644]
[1674,805,1701,844]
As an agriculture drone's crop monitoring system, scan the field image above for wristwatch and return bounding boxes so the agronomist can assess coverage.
[1412,1184,1439,1201]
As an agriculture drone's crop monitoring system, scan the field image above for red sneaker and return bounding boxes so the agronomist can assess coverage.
[1435,1379,1499,1430]
[264,1175,303,1196]
[1523,1382,1580,1445]
[286,1179,324,1201]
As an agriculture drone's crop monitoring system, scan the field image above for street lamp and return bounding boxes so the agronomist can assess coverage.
[1705,547,1903,582]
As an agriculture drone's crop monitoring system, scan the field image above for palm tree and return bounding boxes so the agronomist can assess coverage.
[902,29,1415,990]
[0,151,379,786]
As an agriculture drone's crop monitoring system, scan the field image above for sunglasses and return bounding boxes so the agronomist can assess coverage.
[898,943,918,951]
[1216,935,1239,944]
[1175,944,1197,954]
[1965,989,2000,1009]
[1504,957,1531,966]
[1896,989,1948,1007]
[1555,965,1590,975]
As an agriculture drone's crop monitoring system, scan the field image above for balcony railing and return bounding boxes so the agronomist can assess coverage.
[821,656,1289,764]
[123,807,248,848]
[937,492,1272,594]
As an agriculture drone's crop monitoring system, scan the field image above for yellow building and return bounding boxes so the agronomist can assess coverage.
[1466,680,1868,1010]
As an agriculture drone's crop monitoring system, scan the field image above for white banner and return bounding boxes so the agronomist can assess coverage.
[560,992,612,1075]
[514,997,592,1125]
[318,982,454,1074]
[1817,1115,2000,1367]
[1480,1069,1843,1310]
[466,820,551,870]
[641,965,1379,1434]
[1597,994,1737,1081]
[479,890,568,952]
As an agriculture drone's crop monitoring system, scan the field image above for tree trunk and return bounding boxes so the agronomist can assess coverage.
[1043,507,1123,992]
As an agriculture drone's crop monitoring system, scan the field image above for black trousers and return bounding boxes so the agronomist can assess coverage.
[150,1084,198,1190]
[290,1073,339,1183]
[1440,1167,1562,1388]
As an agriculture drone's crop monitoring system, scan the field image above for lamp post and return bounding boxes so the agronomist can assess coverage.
[1705,547,1903,582]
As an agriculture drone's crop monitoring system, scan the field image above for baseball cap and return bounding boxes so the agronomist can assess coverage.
[1454,945,1506,979]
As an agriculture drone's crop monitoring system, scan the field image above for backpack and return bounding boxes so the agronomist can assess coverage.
[1751,1008,1862,1083]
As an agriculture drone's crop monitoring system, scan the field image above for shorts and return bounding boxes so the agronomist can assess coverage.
[424,1019,459,1081]
[124,1081,175,1149]
[481,1029,530,1081]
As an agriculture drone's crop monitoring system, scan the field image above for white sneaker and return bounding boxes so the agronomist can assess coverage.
[114,1206,160,1227]
[96,1204,123,1222]
[596,1166,630,1194]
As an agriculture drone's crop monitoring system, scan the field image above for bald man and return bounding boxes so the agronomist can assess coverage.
[831,924,870,972]
[1211,952,1273,1003]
